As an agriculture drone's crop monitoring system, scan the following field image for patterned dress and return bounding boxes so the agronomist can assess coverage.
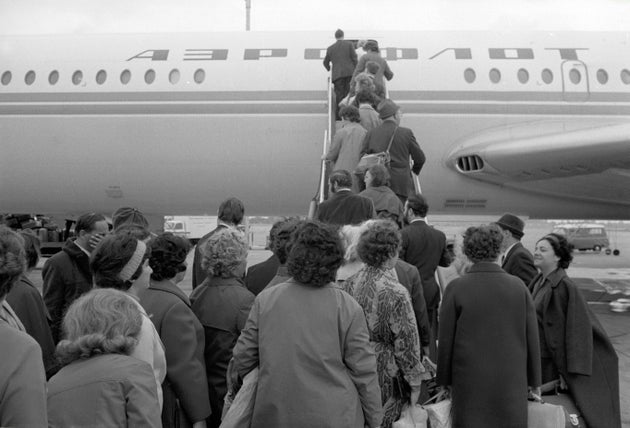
[342,266,428,428]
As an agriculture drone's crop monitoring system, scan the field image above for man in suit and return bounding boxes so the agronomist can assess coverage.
[361,99,425,203]
[323,29,358,120]
[495,213,537,286]
[192,197,245,289]
[316,169,375,226]
[400,193,451,358]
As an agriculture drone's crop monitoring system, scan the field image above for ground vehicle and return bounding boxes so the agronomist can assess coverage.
[552,223,610,252]
[163,216,217,244]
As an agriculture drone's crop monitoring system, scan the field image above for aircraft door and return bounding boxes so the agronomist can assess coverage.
[561,60,589,102]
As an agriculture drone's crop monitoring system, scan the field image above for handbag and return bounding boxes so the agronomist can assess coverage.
[219,367,259,428]
[354,126,398,175]
[423,390,452,428]
[528,395,566,428]
[543,393,586,427]
[393,403,428,428]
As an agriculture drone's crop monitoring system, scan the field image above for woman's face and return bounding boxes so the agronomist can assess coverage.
[533,239,559,271]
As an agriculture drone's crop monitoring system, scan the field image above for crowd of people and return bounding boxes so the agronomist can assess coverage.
[0,28,622,428]
[0,193,622,427]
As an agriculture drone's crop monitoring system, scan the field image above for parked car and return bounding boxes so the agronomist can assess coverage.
[551,223,610,252]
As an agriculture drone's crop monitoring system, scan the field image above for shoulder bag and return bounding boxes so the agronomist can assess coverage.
[354,126,398,175]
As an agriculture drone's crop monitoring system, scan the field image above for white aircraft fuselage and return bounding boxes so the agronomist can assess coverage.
[1,31,629,224]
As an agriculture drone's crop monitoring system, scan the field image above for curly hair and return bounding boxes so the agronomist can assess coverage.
[0,226,26,299]
[201,228,248,278]
[339,224,364,263]
[269,218,303,264]
[357,220,401,268]
[367,164,390,187]
[339,105,361,123]
[287,221,343,287]
[462,224,503,263]
[539,233,573,269]
[56,288,142,365]
[149,232,192,281]
[90,231,151,291]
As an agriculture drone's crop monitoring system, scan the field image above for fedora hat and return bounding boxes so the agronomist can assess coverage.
[378,99,399,119]
[495,213,525,239]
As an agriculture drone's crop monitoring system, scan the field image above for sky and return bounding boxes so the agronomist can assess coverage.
[1,0,630,35]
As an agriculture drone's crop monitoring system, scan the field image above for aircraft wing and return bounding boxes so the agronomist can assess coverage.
[446,121,630,206]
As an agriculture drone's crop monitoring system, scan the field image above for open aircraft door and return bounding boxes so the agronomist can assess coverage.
[561,60,590,102]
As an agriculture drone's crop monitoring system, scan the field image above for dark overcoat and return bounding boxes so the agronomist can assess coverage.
[394,259,430,348]
[245,254,280,295]
[42,240,93,342]
[316,190,375,226]
[528,269,621,428]
[190,277,254,426]
[437,262,541,428]
[6,275,57,377]
[139,280,212,427]
[502,242,537,285]
[361,120,425,198]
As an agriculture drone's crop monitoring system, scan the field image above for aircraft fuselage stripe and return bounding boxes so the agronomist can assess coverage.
[2,90,630,115]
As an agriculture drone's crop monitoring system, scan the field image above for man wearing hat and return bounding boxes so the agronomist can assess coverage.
[360,99,425,203]
[495,213,537,285]
[323,29,357,120]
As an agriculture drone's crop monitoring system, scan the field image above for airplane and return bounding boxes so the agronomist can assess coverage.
[1,30,630,232]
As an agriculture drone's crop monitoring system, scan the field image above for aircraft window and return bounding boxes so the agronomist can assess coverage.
[72,71,83,85]
[621,69,630,85]
[596,69,608,84]
[96,70,107,85]
[194,68,205,84]
[25,70,36,85]
[1,71,11,85]
[541,69,553,84]
[144,69,156,84]
[569,69,581,85]
[48,70,59,85]
[120,69,131,85]
[489,68,501,83]
[464,68,476,83]
[169,69,180,84]
[517,68,529,84]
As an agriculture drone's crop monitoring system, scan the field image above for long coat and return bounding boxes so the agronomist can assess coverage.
[42,240,93,342]
[528,269,621,428]
[0,322,47,428]
[232,279,383,428]
[361,120,425,198]
[190,276,254,426]
[140,280,212,426]
[502,242,537,285]
[436,262,541,428]
[325,121,367,173]
[6,275,57,377]
[352,51,394,86]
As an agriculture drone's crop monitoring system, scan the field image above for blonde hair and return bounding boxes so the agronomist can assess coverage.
[56,289,142,365]
[201,228,248,278]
